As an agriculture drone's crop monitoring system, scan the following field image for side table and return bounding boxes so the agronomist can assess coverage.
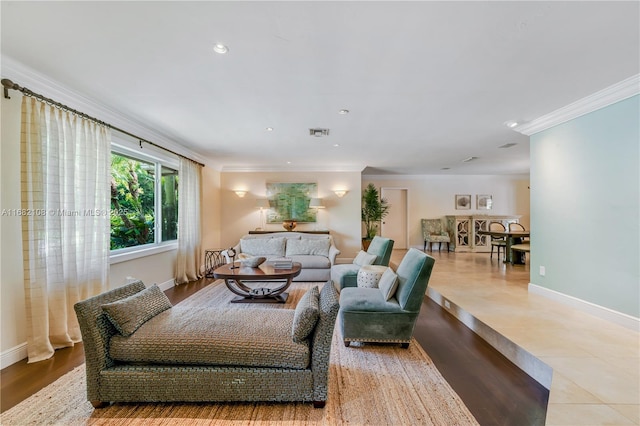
[204,249,226,278]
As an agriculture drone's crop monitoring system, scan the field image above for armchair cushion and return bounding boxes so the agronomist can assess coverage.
[353,250,377,266]
[292,286,320,343]
[378,268,399,301]
[101,283,172,336]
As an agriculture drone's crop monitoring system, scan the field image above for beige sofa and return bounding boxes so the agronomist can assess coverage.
[229,232,340,282]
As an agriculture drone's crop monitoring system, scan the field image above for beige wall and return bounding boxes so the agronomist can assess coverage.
[220,171,362,260]
[363,175,530,249]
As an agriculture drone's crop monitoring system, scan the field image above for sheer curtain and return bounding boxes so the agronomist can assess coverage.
[21,97,111,363]
[175,157,203,284]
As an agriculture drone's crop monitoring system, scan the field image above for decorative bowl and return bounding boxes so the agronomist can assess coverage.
[282,220,297,231]
[239,256,266,268]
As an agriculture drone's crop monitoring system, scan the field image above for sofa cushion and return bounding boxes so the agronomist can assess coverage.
[378,268,399,300]
[109,307,310,369]
[101,283,172,336]
[288,255,331,269]
[292,286,320,343]
[240,237,286,257]
[285,238,330,257]
[353,250,377,266]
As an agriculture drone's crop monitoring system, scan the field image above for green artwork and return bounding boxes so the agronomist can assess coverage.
[266,183,317,223]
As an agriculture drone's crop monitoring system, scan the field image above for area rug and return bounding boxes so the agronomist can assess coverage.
[1,281,479,425]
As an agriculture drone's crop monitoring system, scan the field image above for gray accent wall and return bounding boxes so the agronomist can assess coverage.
[530,95,639,317]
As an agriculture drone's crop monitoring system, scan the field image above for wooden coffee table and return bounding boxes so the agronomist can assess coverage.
[213,262,302,303]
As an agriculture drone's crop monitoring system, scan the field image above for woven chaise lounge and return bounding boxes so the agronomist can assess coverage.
[74,280,340,408]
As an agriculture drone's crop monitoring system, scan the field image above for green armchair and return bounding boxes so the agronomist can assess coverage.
[422,218,451,252]
[338,248,435,348]
[330,236,394,290]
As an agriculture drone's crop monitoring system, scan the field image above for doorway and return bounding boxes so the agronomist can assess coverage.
[380,188,408,249]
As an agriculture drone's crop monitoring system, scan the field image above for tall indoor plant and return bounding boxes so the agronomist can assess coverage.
[361,183,390,250]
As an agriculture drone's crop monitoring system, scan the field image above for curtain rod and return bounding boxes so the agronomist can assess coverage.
[1,78,205,168]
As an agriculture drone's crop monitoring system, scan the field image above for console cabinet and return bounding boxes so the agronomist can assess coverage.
[445,215,521,252]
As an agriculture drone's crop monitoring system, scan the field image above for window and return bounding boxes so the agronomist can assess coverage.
[110,145,178,252]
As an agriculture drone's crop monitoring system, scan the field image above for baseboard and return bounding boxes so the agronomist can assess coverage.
[1,342,27,369]
[528,283,640,332]
[156,278,177,292]
[427,288,553,389]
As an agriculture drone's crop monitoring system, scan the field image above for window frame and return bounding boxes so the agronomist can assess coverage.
[109,136,179,264]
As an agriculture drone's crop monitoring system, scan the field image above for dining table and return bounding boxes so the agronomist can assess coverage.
[477,229,530,264]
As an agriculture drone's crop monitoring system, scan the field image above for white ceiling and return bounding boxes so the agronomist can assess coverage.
[2,1,639,175]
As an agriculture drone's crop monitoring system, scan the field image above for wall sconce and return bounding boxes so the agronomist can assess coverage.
[333,190,347,198]
[309,198,325,209]
[234,190,247,198]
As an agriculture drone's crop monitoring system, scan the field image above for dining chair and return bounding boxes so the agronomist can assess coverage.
[489,222,507,260]
[508,222,529,263]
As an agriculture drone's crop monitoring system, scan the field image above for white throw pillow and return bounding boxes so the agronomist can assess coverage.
[286,238,330,257]
[240,237,286,257]
[378,268,399,301]
[356,265,388,288]
[353,250,377,266]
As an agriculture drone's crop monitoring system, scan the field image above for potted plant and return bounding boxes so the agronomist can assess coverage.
[361,183,390,250]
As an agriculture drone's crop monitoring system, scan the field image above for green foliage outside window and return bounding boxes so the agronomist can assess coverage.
[110,153,179,250]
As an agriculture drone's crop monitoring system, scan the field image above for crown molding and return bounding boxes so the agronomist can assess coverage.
[1,55,210,166]
[220,165,365,173]
[514,74,640,136]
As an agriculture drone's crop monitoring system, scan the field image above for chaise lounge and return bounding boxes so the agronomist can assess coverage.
[74,279,340,408]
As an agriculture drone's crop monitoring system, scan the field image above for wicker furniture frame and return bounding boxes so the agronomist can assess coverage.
[74,280,340,408]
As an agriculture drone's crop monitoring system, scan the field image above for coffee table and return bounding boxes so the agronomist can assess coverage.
[213,262,302,303]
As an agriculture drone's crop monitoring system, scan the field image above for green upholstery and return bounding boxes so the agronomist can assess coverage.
[338,248,435,348]
[330,236,394,290]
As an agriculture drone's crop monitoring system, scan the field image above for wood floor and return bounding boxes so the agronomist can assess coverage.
[1,252,548,425]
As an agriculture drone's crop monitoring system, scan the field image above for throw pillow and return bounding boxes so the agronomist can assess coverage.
[378,268,399,301]
[240,237,286,257]
[353,250,377,266]
[291,286,320,343]
[356,265,389,288]
[102,284,172,336]
[285,238,330,257]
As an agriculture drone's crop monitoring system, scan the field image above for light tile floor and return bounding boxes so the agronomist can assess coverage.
[391,249,640,426]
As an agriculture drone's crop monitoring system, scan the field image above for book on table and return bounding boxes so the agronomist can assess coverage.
[268,257,293,269]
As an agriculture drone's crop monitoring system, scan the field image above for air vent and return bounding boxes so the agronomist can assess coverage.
[499,143,518,149]
[309,128,330,137]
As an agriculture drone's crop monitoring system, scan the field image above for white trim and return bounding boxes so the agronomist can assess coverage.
[156,278,177,292]
[1,343,27,369]
[528,283,640,332]
[110,243,177,264]
[515,74,640,136]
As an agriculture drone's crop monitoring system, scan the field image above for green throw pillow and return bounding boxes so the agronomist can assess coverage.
[378,268,399,301]
[291,286,320,343]
[102,283,172,336]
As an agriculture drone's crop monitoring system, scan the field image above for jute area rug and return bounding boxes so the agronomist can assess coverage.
[1,281,479,425]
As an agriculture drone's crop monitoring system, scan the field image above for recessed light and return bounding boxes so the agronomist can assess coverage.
[213,43,229,54]
[338,109,349,115]
[286,161,291,164]
[266,127,273,132]
[462,156,478,163]
[333,144,340,147]
[499,142,518,148]
[441,167,450,170]
[504,120,518,128]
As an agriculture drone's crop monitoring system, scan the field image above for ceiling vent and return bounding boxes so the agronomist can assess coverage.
[309,128,330,137]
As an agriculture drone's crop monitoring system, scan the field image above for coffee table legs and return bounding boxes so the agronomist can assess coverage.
[224,278,292,303]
